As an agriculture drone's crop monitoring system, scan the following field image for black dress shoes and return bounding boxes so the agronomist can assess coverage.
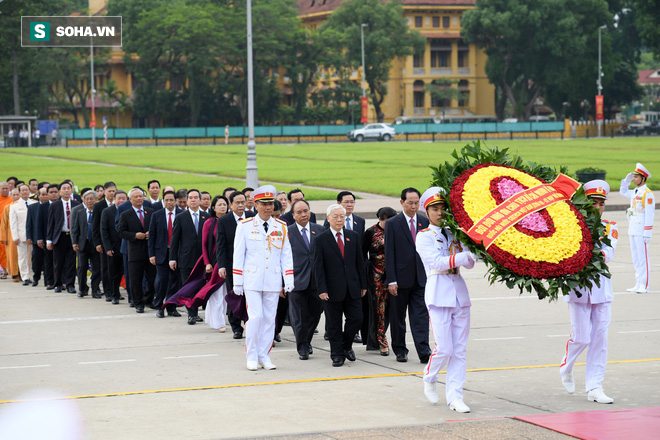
[54,286,62,293]
[105,296,112,302]
[168,309,181,317]
[77,291,85,298]
[345,349,356,362]
[129,302,135,308]
[156,309,165,318]
[332,357,345,367]
[274,333,281,343]
[92,291,102,299]
[32,280,39,286]
[233,331,243,339]
[353,334,363,343]
[308,345,313,354]
[22,280,31,286]
[111,298,119,305]
[136,306,144,313]
[324,331,329,341]
[119,296,125,300]
[46,285,55,290]
[420,354,431,364]
[187,316,196,325]
[396,353,408,363]
[299,352,309,360]
[194,315,203,322]
[66,286,76,294]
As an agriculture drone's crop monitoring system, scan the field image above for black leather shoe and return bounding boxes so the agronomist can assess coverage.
[187,316,196,325]
[105,296,112,302]
[22,280,31,286]
[46,285,55,290]
[156,309,165,318]
[119,296,125,300]
[194,315,203,322]
[136,306,144,313]
[308,345,313,354]
[332,357,345,367]
[324,331,329,341]
[396,353,408,363]
[299,353,309,360]
[54,286,62,293]
[92,291,102,299]
[112,298,119,305]
[345,349,356,362]
[32,280,39,286]
[66,286,76,294]
[148,304,158,310]
[233,331,243,339]
[77,291,85,297]
[129,302,135,308]
[314,328,319,334]
[353,334,363,343]
[168,310,181,317]
[274,333,281,343]
[420,354,430,364]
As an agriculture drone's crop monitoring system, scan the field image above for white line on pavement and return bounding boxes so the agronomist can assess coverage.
[163,354,218,360]
[618,329,660,334]
[473,336,525,341]
[0,364,50,370]
[78,359,136,365]
[0,315,141,325]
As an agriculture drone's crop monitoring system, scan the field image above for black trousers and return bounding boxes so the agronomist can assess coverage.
[53,233,76,288]
[128,258,155,307]
[180,266,198,317]
[323,293,362,359]
[31,243,44,283]
[99,251,110,297]
[288,286,323,355]
[77,241,101,293]
[155,249,180,311]
[43,247,54,286]
[389,284,431,359]
[106,251,123,300]
[275,296,289,335]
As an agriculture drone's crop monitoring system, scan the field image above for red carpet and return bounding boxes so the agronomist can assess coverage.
[515,407,660,440]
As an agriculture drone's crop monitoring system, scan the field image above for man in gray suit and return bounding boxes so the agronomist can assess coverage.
[71,190,101,298]
[287,200,324,360]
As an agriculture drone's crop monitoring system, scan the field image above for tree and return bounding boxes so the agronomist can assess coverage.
[461,0,610,121]
[320,0,425,122]
[424,79,463,119]
[634,0,660,58]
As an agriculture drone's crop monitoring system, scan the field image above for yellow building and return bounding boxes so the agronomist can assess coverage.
[298,0,495,122]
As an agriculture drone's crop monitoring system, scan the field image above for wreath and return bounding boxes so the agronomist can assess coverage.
[430,141,610,301]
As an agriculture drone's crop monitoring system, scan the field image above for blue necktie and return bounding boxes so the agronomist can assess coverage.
[87,210,92,239]
[193,212,199,234]
[301,227,309,249]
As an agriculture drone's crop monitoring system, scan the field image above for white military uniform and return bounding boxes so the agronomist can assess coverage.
[233,215,293,365]
[560,219,617,393]
[619,164,654,292]
[416,224,475,405]
[9,198,36,282]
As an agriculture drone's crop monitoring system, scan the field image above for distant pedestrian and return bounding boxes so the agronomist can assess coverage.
[224,125,230,145]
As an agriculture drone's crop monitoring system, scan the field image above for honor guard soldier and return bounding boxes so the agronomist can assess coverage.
[233,185,294,371]
[619,163,655,293]
[560,180,617,404]
[415,187,477,413]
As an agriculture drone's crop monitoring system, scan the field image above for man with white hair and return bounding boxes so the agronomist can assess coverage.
[9,184,36,285]
[313,203,366,367]
[71,190,102,298]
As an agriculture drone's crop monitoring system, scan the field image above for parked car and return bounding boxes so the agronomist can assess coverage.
[347,123,396,142]
[646,121,660,135]
[619,121,650,135]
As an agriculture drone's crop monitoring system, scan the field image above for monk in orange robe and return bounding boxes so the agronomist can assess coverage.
[0,182,13,278]
[0,186,20,280]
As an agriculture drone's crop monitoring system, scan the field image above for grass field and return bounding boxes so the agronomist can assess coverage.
[1,137,658,198]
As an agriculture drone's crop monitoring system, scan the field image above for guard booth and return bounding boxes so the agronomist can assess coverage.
[0,115,38,147]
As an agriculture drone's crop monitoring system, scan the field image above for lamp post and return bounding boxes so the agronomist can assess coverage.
[596,25,606,137]
[245,0,258,188]
[360,23,368,123]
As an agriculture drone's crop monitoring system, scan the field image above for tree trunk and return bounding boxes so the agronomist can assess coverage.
[369,81,385,122]
[495,85,507,121]
[12,47,20,116]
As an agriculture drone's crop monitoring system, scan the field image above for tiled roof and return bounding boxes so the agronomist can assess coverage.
[297,0,474,16]
[638,69,660,84]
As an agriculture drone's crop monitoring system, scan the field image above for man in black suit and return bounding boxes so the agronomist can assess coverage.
[101,190,127,304]
[147,180,163,211]
[169,189,209,324]
[26,186,47,286]
[216,190,254,338]
[281,188,317,226]
[385,187,432,364]
[91,181,116,300]
[314,204,367,367]
[46,181,80,293]
[149,190,182,317]
[118,188,156,313]
[71,190,101,298]
[36,183,59,289]
[288,200,324,360]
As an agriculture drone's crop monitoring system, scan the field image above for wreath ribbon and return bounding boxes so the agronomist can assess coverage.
[465,174,580,249]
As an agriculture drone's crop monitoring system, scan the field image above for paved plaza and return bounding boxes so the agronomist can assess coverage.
[0,209,658,439]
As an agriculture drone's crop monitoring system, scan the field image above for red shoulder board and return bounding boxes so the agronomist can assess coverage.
[419,228,430,232]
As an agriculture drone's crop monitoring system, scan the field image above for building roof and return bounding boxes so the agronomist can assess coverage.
[638,69,660,85]
[296,0,475,17]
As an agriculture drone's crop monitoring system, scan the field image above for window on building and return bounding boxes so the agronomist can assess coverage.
[458,80,469,106]
[443,16,450,28]
[413,80,425,107]
[415,16,423,27]
[431,95,451,108]
[430,39,451,68]
[413,54,423,68]
[457,40,469,68]
[433,16,440,28]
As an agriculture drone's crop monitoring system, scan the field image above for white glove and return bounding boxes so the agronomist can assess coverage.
[625,172,634,183]
[234,285,244,296]
[644,236,651,244]
[466,251,478,263]
[284,284,294,293]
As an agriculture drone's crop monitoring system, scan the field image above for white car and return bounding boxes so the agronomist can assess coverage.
[347,123,396,142]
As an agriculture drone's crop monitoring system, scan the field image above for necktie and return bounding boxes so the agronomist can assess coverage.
[167,211,173,246]
[237,216,243,224]
[302,227,309,249]
[345,217,352,231]
[66,202,70,229]
[409,218,416,242]
[193,212,199,234]
[87,210,92,239]
[263,222,269,233]
[25,201,29,208]
[138,209,144,228]
[336,231,344,258]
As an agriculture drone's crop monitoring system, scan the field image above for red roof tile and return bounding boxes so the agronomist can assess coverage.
[638,69,660,84]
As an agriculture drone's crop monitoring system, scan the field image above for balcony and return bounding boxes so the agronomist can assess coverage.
[413,68,426,75]
[430,68,452,76]
[457,68,470,75]
[413,108,426,115]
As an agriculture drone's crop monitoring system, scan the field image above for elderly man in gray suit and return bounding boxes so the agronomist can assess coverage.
[71,190,101,298]
[287,199,324,360]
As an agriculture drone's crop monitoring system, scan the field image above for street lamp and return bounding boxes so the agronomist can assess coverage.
[360,23,367,98]
[597,24,606,137]
[245,0,259,188]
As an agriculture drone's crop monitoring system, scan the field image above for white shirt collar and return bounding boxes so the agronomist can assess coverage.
[403,212,416,224]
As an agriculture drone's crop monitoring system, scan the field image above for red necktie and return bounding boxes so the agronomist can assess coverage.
[139,209,144,228]
[336,232,344,258]
[409,218,416,242]
[66,202,70,229]
[167,211,173,246]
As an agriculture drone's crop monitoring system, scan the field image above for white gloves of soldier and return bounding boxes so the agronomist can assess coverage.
[625,172,634,183]
[454,251,476,268]
[234,285,244,296]
[644,236,651,244]
[284,283,294,293]
[466,251,478,263]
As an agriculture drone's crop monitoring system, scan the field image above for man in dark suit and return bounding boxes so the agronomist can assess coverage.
[118,188,156,313]
[148,190,182,318]
[169,189,209,324]
[26,186,47,286]
[281,188,316,226]
[147,180,163,211]
[36,183,59,289]
[314,204,367,367]
[101,190,127,304]
[216,190,254,338]
[385,187,432,364]
[91,181,116,300]
[71,190,101,298]
[288,200,324,360]
[46,181,80,293]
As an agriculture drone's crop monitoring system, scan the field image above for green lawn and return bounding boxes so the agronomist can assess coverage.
[1,137,658,197]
